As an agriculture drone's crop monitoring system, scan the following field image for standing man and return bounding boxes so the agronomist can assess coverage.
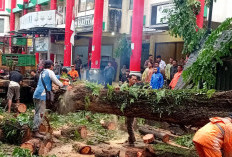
[68,65,79,81]
[169,65,183,90]
[144,55,154,69]
[150,67,164,89]
[30,70,40,89]
[170,60,178,81]
[74,55,82,80]
[125,74,138,145]
[32,60,63,138]
[53,62,61,75]
[165,57,173,85]
[156,55,166,74]
[104,61,115,88]
[111,58,118,81]
[142,61,153,83]
[193,116,232,157]
[7,70,23,113]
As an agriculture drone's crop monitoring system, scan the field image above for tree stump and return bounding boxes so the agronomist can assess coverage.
[143,134,154,144]
[13,103,27,113]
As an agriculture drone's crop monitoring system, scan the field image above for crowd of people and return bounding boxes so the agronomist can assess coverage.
[119,55,187,90]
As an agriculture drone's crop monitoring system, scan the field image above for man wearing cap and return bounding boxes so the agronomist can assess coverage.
[32,60,63,138]
[7,70,23,112]
[68,65,79,81]
[193,116,232,157]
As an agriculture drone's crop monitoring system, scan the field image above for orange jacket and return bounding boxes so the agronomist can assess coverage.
[68,70,79,79]
[193,117,232,157]
[169,71,182,89]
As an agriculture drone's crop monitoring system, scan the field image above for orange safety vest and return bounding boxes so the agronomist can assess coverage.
[193,117,232,157]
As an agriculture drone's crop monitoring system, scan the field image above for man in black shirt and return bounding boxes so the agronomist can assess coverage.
[30,70,39,89]
[7,70,23,112]
[170,60,178,81]
[74,55,82,80]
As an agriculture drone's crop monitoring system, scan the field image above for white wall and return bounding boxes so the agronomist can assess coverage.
[0,0,11,35]
[211,0,232,23]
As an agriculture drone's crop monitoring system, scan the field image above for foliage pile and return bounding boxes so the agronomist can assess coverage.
[183,18,232,88]
[49,111,125,145]
[0,113,33,145]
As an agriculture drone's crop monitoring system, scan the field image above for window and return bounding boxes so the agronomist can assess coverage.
[0,19,4,33]
[109,0,122,9]
[79,0,94,12]
[129,0,133,10]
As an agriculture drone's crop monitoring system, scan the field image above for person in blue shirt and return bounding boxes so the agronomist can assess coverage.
[150,67,164,89]
[32,60,63,138]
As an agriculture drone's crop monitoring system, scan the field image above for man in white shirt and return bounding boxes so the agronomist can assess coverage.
[156,55,166,75]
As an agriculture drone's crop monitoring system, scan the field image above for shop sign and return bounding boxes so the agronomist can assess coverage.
[75,14,94,32]
[12,38,27,46]
[20,10,63,30]
[27,38,33,47]
[151,3,175,27]
[35,37,49,52]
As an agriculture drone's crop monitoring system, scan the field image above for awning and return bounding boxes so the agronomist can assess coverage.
[13,7,22,13]
[38,0,50,5]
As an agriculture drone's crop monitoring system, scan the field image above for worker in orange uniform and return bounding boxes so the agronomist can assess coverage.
[68,65,79,82]
[169,65,183,89]
[193,116,232,157]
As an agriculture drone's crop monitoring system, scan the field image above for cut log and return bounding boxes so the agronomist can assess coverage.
[61,126,87,139]
[52,84,232,127]
[73,142,120,157]
[100,120,116,130]
[39,116,53,134]
[21,138,41,154]
[13,103,27,113]
[139,126,170,143]
[143,134,154,144]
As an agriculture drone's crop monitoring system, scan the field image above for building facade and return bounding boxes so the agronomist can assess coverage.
[5,0,231,80]
[0,0,11,54]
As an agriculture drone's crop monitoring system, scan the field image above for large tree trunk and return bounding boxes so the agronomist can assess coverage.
[53,83,232,127]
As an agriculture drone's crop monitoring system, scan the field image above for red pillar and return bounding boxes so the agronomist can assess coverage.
[50,0,57,10]
[196,0,205,29]
[91,0,104,69]
[63,0,74,66]
[129,0,144,74]
[9,0,16,53]
[35,34,40,64]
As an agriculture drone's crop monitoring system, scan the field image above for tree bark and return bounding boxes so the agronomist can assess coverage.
[53,84,232,127]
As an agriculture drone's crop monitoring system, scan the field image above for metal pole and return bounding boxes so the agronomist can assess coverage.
[207,0,213,34]
[48,30,51,60]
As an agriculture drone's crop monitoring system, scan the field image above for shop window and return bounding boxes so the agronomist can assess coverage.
[79,0,94,12]
[129,0,133,10]
[0,19,4,33]
[109,0,122,9]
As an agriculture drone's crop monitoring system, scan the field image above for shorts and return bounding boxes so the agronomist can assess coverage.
[7,86,20,100]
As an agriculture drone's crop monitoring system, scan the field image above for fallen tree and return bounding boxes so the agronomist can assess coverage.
[53,82,232,127]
